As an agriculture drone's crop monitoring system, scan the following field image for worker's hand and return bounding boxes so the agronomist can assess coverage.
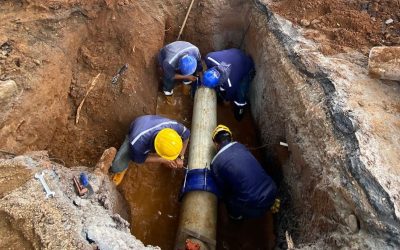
[186,75,197,82]
[174,158,184,168]
[167,160,178,169]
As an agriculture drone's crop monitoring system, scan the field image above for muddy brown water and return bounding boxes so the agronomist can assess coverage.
[119,84,281,249]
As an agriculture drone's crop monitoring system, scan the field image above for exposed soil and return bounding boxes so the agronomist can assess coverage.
[269,0,400,55]
[0,0,167,167]
[1,0,400,249]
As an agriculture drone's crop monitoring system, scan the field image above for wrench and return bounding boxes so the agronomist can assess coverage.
[35,172,55,198]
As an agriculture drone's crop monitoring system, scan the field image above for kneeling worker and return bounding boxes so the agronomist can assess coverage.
[210,125,277,220]
[111,115,190,185]
[203,49,255,121]
[158,41,203,96]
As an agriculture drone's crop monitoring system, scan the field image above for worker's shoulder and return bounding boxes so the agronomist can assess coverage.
[164,40,197,49]
[207,48,244,56]
[134,115,176,125]
[216,142,248,159]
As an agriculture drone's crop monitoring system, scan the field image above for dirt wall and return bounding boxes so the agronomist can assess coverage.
[0,0,178,166]
[246,1,400,248]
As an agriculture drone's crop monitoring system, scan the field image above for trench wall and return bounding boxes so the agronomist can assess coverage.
[244,1,400,248]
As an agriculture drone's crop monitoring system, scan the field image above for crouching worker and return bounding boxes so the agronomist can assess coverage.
[203,49,255,121]
[158,41,203,97]
[210,125,277,220]
[111,115,190,185]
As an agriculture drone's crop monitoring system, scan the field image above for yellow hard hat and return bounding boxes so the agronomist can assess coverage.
[154,128,183,160]
[212,124,232,141]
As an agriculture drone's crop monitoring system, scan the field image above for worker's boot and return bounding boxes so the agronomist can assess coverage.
[112,169,127,186]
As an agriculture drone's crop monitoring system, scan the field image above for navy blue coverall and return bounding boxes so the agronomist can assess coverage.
[158,41,203,95]
[111,115,190,173]
[204,49,255,111]
[210,141,277,219]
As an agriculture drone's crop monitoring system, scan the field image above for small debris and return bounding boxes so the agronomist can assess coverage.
[300,19,310,27]
[73,197,89,207]
[346,214,359,233]
[0,42,12,56]
[33,59,41,66]
[385,18,394,25]
[280,142,289,147]
[0,79,18,106]
[310,19,321,28]
[285,231,295,249]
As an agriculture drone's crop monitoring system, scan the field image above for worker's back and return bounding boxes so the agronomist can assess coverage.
[211,142,277,209]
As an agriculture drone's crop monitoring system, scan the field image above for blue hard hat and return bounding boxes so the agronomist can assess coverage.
[203,68,220,88]
[178,55,197,76]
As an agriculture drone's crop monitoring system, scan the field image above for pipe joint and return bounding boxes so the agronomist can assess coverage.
[180,168,220,199]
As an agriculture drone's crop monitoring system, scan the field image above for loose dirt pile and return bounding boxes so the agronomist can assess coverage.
[0,150,158,250]
[270,0,400,54]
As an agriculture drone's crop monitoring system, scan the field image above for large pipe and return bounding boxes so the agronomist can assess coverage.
[175,86,218,250]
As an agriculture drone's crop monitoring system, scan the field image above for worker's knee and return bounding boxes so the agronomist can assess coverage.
[111,136,131,173]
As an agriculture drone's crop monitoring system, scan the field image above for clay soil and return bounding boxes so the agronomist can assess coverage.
[0,0,165,167]
[269,0,400,55]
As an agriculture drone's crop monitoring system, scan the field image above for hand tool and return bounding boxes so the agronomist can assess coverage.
[111,64,128,84]
[35,172,55,198]
[73,176,88,196]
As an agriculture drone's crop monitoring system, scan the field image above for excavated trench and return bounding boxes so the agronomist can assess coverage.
[1,0,399,249]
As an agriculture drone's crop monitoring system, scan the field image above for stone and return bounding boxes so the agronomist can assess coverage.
[311,19,320,25]
[33,59,41,66]
[73,197,89,207]
[311,19,321,29]
[385,18,394,25]
[300,19,310,27]
[0,79,18,107]
[346,214,359,233]
[94,147,117,175]
[368,46,400,81]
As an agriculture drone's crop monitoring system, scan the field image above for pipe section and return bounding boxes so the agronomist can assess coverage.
[175,87,217,250]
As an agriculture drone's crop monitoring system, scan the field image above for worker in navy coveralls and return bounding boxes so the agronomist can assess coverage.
[203,49,255,121]
[210,125,277,220]
[111,115,190,185]
[158,41,203,96]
